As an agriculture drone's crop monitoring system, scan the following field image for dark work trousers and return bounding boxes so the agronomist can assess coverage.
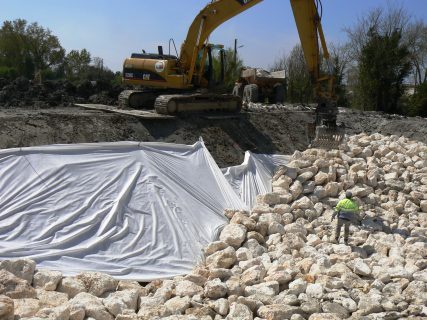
[335,218,350,242]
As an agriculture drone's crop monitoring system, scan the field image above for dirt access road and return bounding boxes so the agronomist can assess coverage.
[0,105,426,167]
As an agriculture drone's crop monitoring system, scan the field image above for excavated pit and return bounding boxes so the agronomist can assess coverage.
[1,78,426,166]
[0,105,426,167]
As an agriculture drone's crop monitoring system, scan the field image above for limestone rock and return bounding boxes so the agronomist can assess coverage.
[76,272,118,297]
[36,289,69,307]
[103,289,139,316]
[267,221,285,235]
[257,193,281,206]
[241,265,266,286]
[175,280,203,297]
[204,241,228,256]
[348,259,372,277]
[57,277,87,298]
[0,295,14,320]
[0,269,36,299]
[413,269,427,282]
[258,305,302,320]
[325,182,340,197]
[69,302,85,320]
[226,302,253,320]
[220,224,247,248]
[33,269,62,291]
[206,246,237,269]
[321,301,350,318]
[13,298,42,318]
[204,278,228,299]
[0,259,36,284]
[69,292,114,320]
[297,171,314,183]
[308,313,342,320]
[230,212,256,231]
[36,304,70,320]
[264,270,292,285]
[288,278,307,295]
[306,283,324,299]
[210,298,229,316]
[291,196,314,210]
[137,305,169,319]
[314,171,329,185]
[164,296,191,315]
[244,281,279,304]
[290,181,303,199]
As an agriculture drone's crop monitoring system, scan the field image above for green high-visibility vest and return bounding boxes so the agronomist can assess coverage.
[335,198,359,212]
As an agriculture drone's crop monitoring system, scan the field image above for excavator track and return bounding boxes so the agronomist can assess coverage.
[154,93,242,115]
[118,89,160,109]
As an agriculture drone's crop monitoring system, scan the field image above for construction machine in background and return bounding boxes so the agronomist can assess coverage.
[233,68,287,105]
[120,0,263,115]
[81,0,343,148]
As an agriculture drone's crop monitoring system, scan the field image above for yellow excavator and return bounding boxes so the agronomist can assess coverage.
[119,0,344,148]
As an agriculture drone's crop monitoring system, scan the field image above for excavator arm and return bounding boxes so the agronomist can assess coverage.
[179,0,342,147]
[290,0,334,101]
[290,0,343,148]
[179,0,263,84]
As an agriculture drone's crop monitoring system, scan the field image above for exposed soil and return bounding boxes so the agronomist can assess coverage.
[1,77,426,166]
[1,105,426,168]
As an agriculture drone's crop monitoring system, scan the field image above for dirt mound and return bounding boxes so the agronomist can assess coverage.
[0,77,122,109]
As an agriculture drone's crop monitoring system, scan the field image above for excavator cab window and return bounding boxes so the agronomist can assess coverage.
[194,44,225,89]
[203,45,225,89]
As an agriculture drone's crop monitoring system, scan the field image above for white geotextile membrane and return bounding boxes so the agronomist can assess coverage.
[0,141,287,281]
[222,152,290,208]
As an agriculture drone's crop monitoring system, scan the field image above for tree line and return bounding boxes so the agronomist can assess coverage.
[0,19,119,84]
[271,5,427,117]
[1,7,426,117]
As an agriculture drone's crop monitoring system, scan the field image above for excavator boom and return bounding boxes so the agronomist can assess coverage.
[290,0,344,148]
[180,0,263,85]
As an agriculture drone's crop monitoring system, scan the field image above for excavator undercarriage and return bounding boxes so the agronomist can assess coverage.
[118,90,241,114]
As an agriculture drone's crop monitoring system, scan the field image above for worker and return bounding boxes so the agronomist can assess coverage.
[332,191,360,244]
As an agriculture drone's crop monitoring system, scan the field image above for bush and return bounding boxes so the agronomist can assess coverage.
[0,66,18,79]
[406,82,427,117]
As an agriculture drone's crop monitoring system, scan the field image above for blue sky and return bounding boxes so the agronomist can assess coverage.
[1,0,426,71]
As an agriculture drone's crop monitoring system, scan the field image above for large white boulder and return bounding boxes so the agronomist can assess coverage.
[0,259,36,284]
[33,269,62,291]
[220,224,247,248]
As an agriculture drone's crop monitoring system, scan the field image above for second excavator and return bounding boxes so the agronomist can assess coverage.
[119,0,344,148]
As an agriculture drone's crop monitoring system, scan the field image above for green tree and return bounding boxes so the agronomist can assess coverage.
[0,19,33,77]
[65,49,91,80]
[358,29,411,113]
[26,22,65,78]
[286,45,313,103]
[407,81,427,116]
[212,47,243,92]
[0,19,65,80]
[224,47,243,91]
[329,43,351,107]
[86,57,115,82]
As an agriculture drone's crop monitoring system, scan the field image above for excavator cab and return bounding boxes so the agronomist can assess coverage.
[194,44,225,90]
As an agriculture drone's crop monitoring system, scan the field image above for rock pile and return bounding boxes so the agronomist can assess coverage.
[0,133,426,320]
